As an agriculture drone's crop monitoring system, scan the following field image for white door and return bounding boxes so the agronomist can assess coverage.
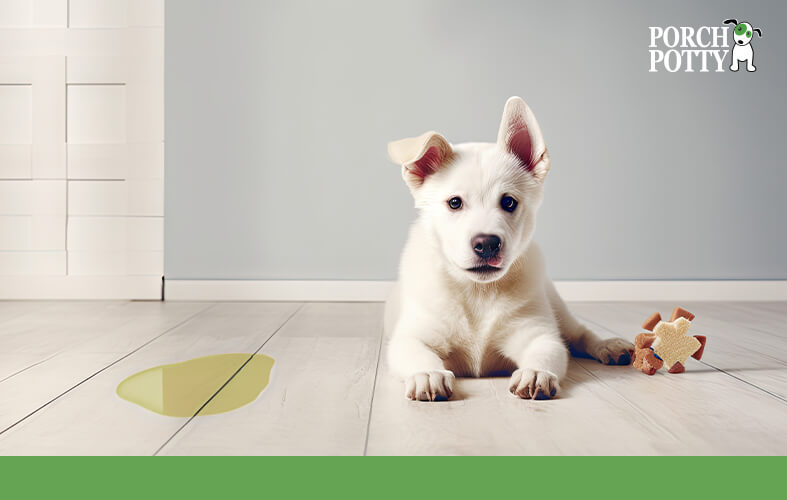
[0,0,163,299]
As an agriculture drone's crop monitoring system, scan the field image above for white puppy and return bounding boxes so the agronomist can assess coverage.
[384,97,633,402]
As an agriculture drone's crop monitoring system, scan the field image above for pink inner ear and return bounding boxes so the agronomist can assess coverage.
[411,146,443,180]
[509,125,534,171]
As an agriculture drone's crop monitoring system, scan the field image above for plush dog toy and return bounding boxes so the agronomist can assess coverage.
[633,307,707,375]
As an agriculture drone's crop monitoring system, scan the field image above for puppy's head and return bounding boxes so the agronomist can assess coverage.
[388,97,550,284]
[725,19,761,46]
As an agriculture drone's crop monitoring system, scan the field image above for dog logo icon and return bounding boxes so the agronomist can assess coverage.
[724,19,762,72]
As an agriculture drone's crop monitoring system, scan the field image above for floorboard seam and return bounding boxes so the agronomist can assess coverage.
[1,303,190,386]
[0,302,123,383]
[0,352,60,384]
[698,360,787,404]
[362,305,386,456]
[0,302,218,437]
[152,302,307,456]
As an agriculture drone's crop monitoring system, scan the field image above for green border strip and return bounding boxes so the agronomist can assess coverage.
[2,457,783,498]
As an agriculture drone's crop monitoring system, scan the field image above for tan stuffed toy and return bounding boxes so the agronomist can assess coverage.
[633,307,707,375]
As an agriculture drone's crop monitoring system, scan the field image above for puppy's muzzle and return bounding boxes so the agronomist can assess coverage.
[472,234,501,260]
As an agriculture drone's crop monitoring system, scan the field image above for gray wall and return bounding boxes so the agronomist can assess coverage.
[165,0,787,281]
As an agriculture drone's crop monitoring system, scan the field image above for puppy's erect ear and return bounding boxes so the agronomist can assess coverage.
[388,131,453,191]
[497,96,549,182]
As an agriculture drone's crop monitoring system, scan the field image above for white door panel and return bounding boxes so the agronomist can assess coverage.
[0,0,163,298]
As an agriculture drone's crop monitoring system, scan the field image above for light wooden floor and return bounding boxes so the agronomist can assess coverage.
[0,300,785,455]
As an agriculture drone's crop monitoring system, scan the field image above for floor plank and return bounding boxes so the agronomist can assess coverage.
[0,301,124,380]
[0,301,60,326]
[0,301,212,432]
[365,324,692,455]
[567,302,787,454]
[571,301,787,401]
[157,302,384,456]
[365,302,787,455]
[365,360,693,455]
[1,300,784,455]
[0,302,300,455]
[743,301,787,318]
[712,302,787,340]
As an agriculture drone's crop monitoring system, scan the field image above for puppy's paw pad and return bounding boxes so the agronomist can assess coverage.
[592,338,635,365]
[404,370,455,402]
[509,369,559,400]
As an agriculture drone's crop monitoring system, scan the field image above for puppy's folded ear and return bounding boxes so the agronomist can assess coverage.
[388,131,453,192]
[497,96,549,182]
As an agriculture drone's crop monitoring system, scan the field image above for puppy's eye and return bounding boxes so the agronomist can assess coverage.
[746,31,752,38]
[447,197,463,210]
[500,195,518,213]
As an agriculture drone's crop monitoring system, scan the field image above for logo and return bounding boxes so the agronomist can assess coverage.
[649,19,762,72]
[724,18,762,72]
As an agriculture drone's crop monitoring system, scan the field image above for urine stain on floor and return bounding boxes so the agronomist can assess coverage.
[116,353,274,417]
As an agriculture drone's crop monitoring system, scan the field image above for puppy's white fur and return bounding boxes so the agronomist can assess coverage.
[385,97,633,401]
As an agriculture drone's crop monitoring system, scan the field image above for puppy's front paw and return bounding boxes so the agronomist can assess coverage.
[590,338,634,365]
[405,370,455,401]
[509,369,559,400]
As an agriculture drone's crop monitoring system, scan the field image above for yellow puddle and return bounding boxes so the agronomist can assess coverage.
[116,353,274,417]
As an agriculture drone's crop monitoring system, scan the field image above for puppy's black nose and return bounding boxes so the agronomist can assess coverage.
[472,234,501,259]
